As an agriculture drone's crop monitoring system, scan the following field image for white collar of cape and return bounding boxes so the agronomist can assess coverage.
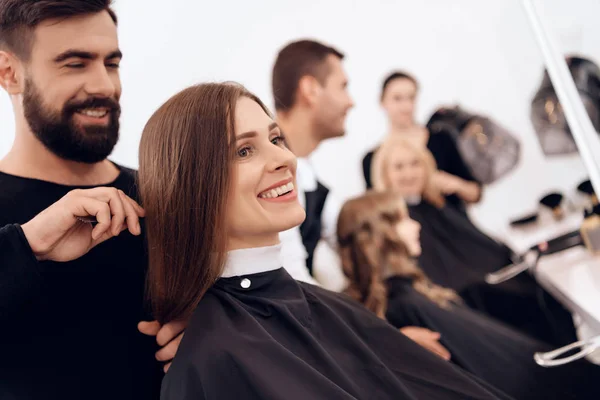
[221,243,283,278]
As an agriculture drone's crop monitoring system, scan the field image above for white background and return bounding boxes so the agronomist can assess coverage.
[1,0,600,236]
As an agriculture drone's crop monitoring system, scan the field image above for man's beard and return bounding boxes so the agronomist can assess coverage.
[22,79,121,164]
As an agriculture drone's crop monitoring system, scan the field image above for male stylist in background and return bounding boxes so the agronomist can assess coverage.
[0,1,183,399]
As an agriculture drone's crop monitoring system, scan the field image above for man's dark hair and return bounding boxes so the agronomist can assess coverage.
[272,39,344,111]
[0,0,117,60]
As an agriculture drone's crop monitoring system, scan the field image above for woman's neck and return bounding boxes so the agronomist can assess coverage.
[389,123,424,136]
[390,122,416,133]
[226,234,280,252]
[388,124,428,147]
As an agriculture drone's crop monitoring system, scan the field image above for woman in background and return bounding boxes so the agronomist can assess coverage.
[137,82,508,399]
[338,190,600,400]
[362,71,481,214]
[371,137,578,347]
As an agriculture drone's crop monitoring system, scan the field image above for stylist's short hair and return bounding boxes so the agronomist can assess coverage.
[272,39,344,111]
[0,0,117,60]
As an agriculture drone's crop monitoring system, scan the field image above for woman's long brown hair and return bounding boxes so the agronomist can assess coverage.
[337,191,460,318]
[371,137,445,208]
[138,82,271,324]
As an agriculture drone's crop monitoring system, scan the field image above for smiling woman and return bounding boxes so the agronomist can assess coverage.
[226,96,305,251]
[138,82,511,400]
[139,83,306,323]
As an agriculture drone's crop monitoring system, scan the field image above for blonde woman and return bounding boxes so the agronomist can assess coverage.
[362,72,481,214]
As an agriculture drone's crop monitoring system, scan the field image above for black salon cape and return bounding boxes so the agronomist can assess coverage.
[0,166,162,400]
[362,131,479,214]
[162,268,511,400]
[385,277,600,400]
[410,200,577,347]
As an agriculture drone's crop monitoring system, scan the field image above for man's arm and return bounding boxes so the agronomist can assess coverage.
[1,187,144,324]
[0,224,44,323]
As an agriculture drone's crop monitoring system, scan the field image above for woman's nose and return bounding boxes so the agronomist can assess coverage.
[267,144,296,173]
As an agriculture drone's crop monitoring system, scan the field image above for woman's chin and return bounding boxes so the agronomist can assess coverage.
[403,186,423,196]
[275,207,306,233]
[392,183,420,197]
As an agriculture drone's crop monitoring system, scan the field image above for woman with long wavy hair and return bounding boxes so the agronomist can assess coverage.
[338,190,600,400]
[371,136,578,347]
[136,82,510,399]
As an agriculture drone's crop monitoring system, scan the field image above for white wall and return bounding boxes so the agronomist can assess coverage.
[1,0,599,236]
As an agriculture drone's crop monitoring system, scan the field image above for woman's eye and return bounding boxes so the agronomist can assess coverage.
[271,135,286,146]
[237,146,251,158]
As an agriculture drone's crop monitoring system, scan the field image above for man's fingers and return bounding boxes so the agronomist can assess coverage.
[127,196,145,218]
[92,225,127,247]
[156,320,187,347]
[106,189,126,236]
[155,333,183,362]
[82,187,145,217]
[118,190,141,235]
[138,321,161,336]
[164,362,172,373]
[72,187,132,236]
[76,199,111,241]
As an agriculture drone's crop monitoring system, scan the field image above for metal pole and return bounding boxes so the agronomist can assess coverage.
[522,0,600,195]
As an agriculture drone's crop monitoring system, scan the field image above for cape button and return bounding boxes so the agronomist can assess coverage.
[240,278,251,289]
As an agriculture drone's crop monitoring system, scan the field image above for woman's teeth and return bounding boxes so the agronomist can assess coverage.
[259,182,294,199]
[78,108,109,118]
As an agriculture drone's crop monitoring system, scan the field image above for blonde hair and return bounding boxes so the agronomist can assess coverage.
[371,136,445,208]
[337,191,460,318]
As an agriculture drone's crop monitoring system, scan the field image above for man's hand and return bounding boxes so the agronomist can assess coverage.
[400,326,451,361]
[138,320,187,373]
[21,187,144,262]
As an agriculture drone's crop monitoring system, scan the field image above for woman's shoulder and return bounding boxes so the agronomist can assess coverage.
[300,283,393,327]
[177,291,235,352]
